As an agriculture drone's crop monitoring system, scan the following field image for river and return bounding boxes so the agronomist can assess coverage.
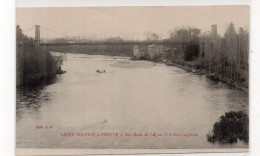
[16,53,248,149]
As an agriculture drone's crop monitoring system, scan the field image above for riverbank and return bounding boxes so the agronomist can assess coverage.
[16,44,65,87]
[16,25,65,88]
[165,59,248,93]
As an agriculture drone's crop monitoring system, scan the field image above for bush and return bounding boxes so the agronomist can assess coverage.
[206,111,249,144]
[184,44,199,61]
[16,25,62,88]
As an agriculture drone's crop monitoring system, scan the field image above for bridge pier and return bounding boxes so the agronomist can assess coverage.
[35,25,40,51]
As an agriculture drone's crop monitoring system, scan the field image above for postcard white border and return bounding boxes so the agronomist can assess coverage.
[2,0,260,156]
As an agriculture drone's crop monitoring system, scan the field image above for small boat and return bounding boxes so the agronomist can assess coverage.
[96,69,106,73]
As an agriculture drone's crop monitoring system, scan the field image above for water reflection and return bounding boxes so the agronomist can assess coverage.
[16,76,60,121]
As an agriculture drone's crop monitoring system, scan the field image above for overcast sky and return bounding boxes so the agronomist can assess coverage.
[16,6,250,40]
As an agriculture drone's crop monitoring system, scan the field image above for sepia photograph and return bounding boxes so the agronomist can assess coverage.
[16,5,249,154]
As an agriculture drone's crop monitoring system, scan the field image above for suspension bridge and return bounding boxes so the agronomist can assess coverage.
[20,24,217,60]
[22,25,215,46]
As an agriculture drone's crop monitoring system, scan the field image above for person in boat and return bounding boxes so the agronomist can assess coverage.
[96,69,106,73]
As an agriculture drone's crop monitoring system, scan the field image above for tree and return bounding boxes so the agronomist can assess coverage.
[224,23,236,38]
[16,25,25,44]
[16,25,34,44]
[143,32,161,41]
[169,28,190,42]
[191,28,200,41]
[191,28,201,36]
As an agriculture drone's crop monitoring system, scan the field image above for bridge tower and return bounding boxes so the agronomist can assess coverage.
[35,25,40,45]
[211,24,217,42]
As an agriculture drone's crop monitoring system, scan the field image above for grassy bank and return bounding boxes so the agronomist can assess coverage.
[165,58,248,93]
[166,58,206,74]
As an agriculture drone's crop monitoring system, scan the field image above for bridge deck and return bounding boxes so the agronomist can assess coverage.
[40,41,200,46]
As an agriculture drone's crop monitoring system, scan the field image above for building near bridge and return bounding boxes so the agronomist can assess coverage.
[133,45,147,60]
[147,44,165,60]
[133,45,139,57]
[133,44,168,60]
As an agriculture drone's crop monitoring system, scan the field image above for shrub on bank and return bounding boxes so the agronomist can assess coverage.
[206,111,249,144]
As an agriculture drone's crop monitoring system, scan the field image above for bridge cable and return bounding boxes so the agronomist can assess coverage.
[40,25,77,38]
[22,26,35,32]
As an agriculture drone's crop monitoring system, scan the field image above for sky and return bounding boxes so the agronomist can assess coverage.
[16,6,250,40]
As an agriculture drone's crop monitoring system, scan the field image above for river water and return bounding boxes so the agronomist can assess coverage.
[16,53,248,149]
